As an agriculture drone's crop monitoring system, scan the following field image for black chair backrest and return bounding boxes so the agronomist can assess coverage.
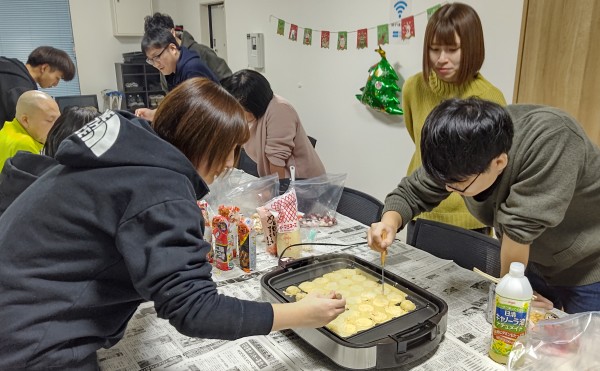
[236,148,259,177]
[336,187,383,226]
[407,219,501,277]
[308,135,317,148]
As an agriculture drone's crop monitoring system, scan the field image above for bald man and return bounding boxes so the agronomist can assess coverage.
[0,90,60,172]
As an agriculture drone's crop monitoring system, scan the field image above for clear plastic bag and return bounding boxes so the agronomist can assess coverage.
[290,173,347,227]
[508,311,600,370]
[203,168,247,207]
[221,174,280,217]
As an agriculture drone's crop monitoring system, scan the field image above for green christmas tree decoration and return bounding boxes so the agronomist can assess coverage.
[356,46,403,115]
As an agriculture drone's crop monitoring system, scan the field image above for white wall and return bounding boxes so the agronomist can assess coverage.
[222,0,524,201]
[69,0,190,104]
[71,0,524,201]
[69,0,142,102]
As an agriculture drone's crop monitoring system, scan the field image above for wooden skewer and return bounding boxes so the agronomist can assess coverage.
[472,267,538,300]
[473,267,500,284]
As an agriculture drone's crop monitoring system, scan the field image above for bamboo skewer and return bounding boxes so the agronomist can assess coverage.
[473,267,500,283]
[473,267,538,300]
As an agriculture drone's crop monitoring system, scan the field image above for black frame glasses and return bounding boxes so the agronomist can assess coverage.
[146,45,169,65]
[446,173,481,193]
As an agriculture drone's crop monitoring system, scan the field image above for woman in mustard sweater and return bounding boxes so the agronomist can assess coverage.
[402,3,506,234]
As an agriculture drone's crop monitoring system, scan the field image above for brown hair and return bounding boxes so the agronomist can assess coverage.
[27,46,76,81]
[152,78,249,176]
[422,3,484,85]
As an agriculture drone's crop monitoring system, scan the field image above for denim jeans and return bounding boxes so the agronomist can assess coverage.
[526,267,600,313]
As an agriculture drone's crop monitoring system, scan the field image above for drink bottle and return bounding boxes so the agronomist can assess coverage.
[489,262,532,364]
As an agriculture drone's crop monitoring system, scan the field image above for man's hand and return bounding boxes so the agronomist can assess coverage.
[367,211,402,253]
[531,291,554,310]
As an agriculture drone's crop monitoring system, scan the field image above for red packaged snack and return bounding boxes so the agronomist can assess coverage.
[218,205,241,258]
[212,215,232,271]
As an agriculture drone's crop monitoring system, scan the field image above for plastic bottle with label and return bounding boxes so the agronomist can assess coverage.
[489,262,533,364]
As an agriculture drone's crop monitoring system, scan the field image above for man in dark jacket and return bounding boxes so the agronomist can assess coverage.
[143,12,232,84]
[134,27,219,121]
[0,46,76,127]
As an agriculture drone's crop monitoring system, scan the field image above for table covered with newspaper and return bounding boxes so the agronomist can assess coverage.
[97,214,562,371]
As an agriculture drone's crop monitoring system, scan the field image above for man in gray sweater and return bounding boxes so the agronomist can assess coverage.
[368,98,600,313]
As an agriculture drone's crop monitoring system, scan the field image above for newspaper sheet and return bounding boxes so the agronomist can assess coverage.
[98,213,562,371]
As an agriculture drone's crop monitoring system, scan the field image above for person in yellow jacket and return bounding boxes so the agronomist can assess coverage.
[0,90,60,171]
[402,3,506,235]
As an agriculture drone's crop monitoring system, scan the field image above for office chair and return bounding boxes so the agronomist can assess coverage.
[406,219,501,277]
[336,187,384,226]
[236,148,259,177]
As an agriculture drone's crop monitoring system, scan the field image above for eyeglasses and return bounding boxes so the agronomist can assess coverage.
[446,173,481,193]
[146,45,169,65]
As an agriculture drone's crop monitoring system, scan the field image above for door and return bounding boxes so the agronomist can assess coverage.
[209,3,228,61]
[514,0,600,145]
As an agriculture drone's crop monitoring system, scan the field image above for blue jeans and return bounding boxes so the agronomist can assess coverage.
[527,268,600,313]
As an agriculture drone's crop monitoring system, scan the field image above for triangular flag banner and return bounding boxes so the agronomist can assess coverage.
[427,4,441,20]
[321,31,330,48]
[303,28,313,46]
[377,24,389,45]
[277,19,285,36]
[357,28,368,49]
[401,16,415,40]
[337,31,348,50]
[289,24,298,41]
[356,46,403,115]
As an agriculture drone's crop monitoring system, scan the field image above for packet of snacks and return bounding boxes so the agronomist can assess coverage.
[212,215,233,271]
[265,188,302,259]
[257,206,277,256]
[218,205,241,258]
[197,200,214,262]
[238,217,256,272]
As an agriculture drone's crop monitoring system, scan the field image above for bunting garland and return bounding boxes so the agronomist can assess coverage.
[270,2,444,51]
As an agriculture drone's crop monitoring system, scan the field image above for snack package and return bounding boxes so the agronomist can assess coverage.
[257,206,277,255]
[238,218,256,272]
[265,188,302,259]
[197,200,214,262]
[250,213,263,234]
[218,205,240,258]
[212,215,233,271]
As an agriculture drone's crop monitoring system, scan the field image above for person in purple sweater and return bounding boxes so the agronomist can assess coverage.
[0,78,345,370]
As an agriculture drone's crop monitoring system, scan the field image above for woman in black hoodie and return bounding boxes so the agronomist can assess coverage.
[0,78,345,370]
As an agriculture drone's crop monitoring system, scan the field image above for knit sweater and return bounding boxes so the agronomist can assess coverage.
[402,72,506,229]
[0,118,43,172]
[384,105,600,287]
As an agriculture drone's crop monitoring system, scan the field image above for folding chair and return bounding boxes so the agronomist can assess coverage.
[336,187,384,226]
[406,219,501,276]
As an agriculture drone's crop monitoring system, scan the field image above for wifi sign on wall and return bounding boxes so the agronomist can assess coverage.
[394,0,408,18]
